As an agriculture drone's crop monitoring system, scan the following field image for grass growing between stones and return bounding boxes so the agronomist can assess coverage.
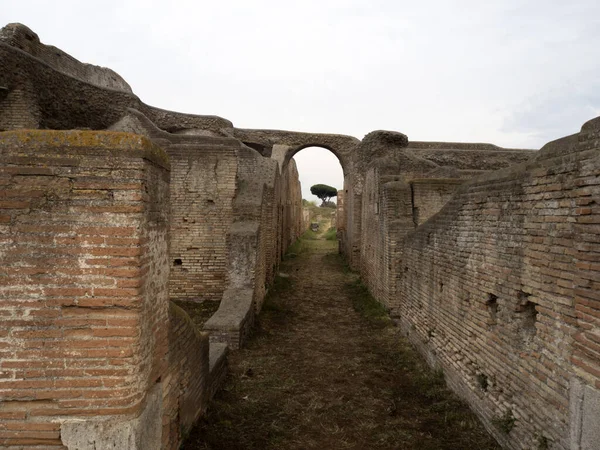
[183,232,500,450]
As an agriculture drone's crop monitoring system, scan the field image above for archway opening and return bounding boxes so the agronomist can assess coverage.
[292,146,344,238]
[293,146,344,205]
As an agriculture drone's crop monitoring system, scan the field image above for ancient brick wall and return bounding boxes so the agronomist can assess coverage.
[411,179,465,226]
[357,131,535,312]
[163,303,209,450]
[394,119,600,449]
[0,130,171,447]
[336,190,345,227]
[0,130,212,450]
[280,159,304,255]
[263,177,277,286]
[203,144,289,347]
[360,167,386,301]
[167,139,238,302]
[360,166,416,307]
[0,81,40,130]
[342,181,362,269]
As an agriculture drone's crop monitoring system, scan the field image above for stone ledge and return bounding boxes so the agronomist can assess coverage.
[204,288,255,350]
[0,129,170,169]
[61,383,162,450]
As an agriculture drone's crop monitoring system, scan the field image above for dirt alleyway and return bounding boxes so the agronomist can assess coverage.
[183,233,500,450]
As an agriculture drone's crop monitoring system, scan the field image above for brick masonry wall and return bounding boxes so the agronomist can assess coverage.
[280,159,304,256]
[379,180,415,308]
[360,168,386,302]
[0,130,171,448]
[0,83,40,130]
[360,162,465,308]
[167,141,238,302]
[163,302,209,450]
[411,179,464,226]
[395,122,600,449]
[342,181,362,270]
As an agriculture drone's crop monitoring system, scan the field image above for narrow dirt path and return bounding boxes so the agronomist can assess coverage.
[184,235,500,450]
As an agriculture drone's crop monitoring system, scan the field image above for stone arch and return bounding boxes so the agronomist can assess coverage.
[282,142,347,176]
[230,128,360,177]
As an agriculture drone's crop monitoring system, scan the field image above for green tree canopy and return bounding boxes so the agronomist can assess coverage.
[310,184,338,206]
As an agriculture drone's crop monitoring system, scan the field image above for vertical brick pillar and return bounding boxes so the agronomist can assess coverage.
[0,130,170,449]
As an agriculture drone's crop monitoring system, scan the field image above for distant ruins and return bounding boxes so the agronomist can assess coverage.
[0,23,598,450]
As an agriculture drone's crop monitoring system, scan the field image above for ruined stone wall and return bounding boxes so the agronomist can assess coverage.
[106,109,242,304]
[357,131,535,310]
[281,159,304,255]
[342,181,362,269]
[394,118,600,449]
[335,190,345,250]
[264,173,280,286]
[167,139,239,302]
[411,179,465,226]
[360,167,387,302]
[0,23,133,93]
[0,131,167,447]
[0,130,211,450]
[203,145,288,348]
[164,303,209,450]
[0,27,231,133]
[0,80,40,130]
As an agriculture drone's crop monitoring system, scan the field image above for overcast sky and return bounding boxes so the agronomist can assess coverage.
[4,1,600,202]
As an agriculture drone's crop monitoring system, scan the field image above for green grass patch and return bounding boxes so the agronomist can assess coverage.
[323,227,337,241]
[346,278,391,328]
[301,229,319,240]
[284,229,322,259]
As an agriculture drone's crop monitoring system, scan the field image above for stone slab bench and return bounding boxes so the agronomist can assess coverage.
[203,288,255,350]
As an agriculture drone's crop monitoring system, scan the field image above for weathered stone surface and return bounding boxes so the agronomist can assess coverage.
[570,379,600,450]
[61,384,163,450]
[204,288,255,350]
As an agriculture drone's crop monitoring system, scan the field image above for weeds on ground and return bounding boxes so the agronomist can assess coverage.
[344,275,493,445]
[323,226,337,240]
[301,229,319,240]
[284,230,321,258]
[185,231,500,450]
[346,278,391,328]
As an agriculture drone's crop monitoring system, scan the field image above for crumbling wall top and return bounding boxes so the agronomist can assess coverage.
[1,23,134,93]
